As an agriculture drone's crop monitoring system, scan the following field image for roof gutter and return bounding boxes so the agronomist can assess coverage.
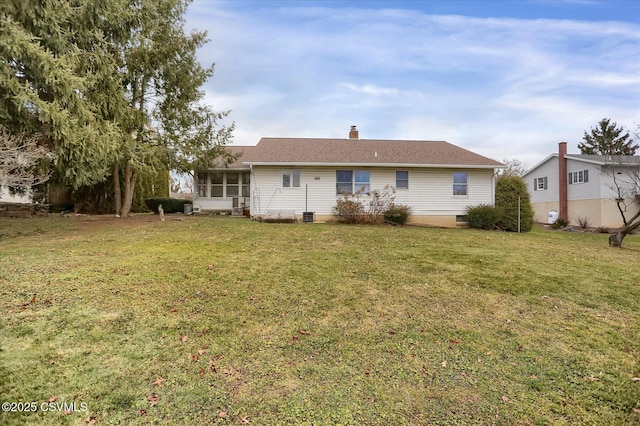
[242,161,504,169]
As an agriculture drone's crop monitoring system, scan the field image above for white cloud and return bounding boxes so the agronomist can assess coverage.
[186,2,640,165]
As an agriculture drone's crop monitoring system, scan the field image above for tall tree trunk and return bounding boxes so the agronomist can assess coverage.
[113,163,121,216]
[120,159,137,217]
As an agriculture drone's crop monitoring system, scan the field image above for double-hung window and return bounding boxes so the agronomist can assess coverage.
[396,171,409,189]
[210,173,224,197]
[533,177,548,191]
[453,172,468,196]
[242,172,250,197]
[569,170,588,184]
[354,171,370,194]
[226,173,239,196]
[336,170,353,194]
[196,172,208,197]
[336,170,370,194]
[282,169,300,188]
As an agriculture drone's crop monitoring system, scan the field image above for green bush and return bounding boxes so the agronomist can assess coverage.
[144,197,191,214]
[384,204,412,225]
[551,218,569,229]
[495,176,534,232]
[466,204,501,230]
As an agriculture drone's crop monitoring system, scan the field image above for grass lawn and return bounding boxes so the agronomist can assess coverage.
[0,215,639,425]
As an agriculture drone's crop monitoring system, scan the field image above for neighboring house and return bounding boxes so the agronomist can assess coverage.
[193,127,504,227]
[523,142,640,228]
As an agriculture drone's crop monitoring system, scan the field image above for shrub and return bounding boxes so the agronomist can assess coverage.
[495,176,534,232]
[466,204,501,230]
[333,185,404,225]
[551,218,569,229]
[144,197,191,214]
[333,194,365,223]
[384,204,412,225]
[574,215,591,229]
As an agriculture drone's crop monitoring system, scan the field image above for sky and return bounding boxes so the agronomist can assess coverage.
[184,0,640,168]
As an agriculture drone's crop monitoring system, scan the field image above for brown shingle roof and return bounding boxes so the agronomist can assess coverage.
[241,138,503,168]
[210,146,255,168]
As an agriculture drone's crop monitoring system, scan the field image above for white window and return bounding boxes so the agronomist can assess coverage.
[396,171,409,189]
[226,173,239,196]
[534,177,548,191]
[354,171,370,193]
[282,169,300,188]
[453,172,468,196]
[196,172,208,197]
[242,172,250,197]
[336,170,370,194]
[569,170,589,184]
[210,172,223,197]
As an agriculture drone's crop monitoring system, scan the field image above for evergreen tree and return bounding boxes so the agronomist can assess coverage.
[495,176,534,232]
[1,0,234,215]
[0,0,125,188]
[578,119,638,155]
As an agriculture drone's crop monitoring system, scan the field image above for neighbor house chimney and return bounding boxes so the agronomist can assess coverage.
[349,125,359,140]
[558,142,568,221]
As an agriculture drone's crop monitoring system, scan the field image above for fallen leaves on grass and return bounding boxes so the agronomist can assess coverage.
[181,335,188,342]
[147,394,159,406]
[217,411,227,418]
[138,409,147,416]
[85,416,97,424]
[152,377,166,386]
[440,360,447,367]
[48,395,57,402]
[238,415,250,424]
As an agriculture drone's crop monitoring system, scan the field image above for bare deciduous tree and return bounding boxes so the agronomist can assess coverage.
[498,159,527,177]
[605,155,640,248]
[0,127,51,194]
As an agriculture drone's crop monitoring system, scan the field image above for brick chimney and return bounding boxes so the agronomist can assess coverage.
[349,125,359,140]
[558,142,568,221]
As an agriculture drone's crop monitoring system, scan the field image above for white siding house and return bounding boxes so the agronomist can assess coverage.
[194,127,504,227]
[524,142,640,228]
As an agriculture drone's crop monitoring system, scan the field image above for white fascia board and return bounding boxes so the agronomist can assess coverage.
[205,166,250,171]
[564,155,608,166]
[242,161,503,169]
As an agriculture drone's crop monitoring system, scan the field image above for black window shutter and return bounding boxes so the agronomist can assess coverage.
[533,178,538,191]
[584,169,588,182]
[543,177,548,189]
[568,172,573,185]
